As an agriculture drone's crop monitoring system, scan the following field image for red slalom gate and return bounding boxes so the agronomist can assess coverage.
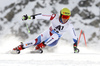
[78,30,87,47]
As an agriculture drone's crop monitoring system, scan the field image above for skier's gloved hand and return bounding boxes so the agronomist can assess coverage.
[22,14,31,20]
[22,14,28,20]
[73,43,79,53]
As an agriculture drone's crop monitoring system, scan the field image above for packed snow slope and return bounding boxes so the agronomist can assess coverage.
[0,39,100,66]
[0,53,100,66]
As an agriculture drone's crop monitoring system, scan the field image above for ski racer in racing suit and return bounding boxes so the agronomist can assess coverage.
[12,8,79,54]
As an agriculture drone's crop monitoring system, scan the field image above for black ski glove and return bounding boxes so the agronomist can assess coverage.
[22,14,31,20]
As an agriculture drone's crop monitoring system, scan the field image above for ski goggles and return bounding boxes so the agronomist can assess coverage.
[61,15,70,19]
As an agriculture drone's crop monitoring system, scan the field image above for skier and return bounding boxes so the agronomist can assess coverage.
[12,8,79,54]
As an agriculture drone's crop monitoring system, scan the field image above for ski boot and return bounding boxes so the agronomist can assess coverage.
[11,42,24,54]
[31,42,46,53]
[35,42,46,53]
[73,43,79,53]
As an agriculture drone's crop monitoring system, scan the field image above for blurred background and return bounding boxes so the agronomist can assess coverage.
[0,0,100,52]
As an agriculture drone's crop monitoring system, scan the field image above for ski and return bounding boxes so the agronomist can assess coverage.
[30,49,43,54]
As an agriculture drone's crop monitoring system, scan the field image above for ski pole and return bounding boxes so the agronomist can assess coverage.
[26,24,30,33]
[22,13,41,33]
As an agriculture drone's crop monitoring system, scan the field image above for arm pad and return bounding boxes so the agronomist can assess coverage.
[31,13,42,19]
[31,15,35,19]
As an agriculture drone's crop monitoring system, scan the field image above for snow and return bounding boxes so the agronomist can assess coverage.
[0,35,100,66]
[0,53,100,66]
[0,39,100,66]
[0,0,100,66]
[0,0,17,10]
